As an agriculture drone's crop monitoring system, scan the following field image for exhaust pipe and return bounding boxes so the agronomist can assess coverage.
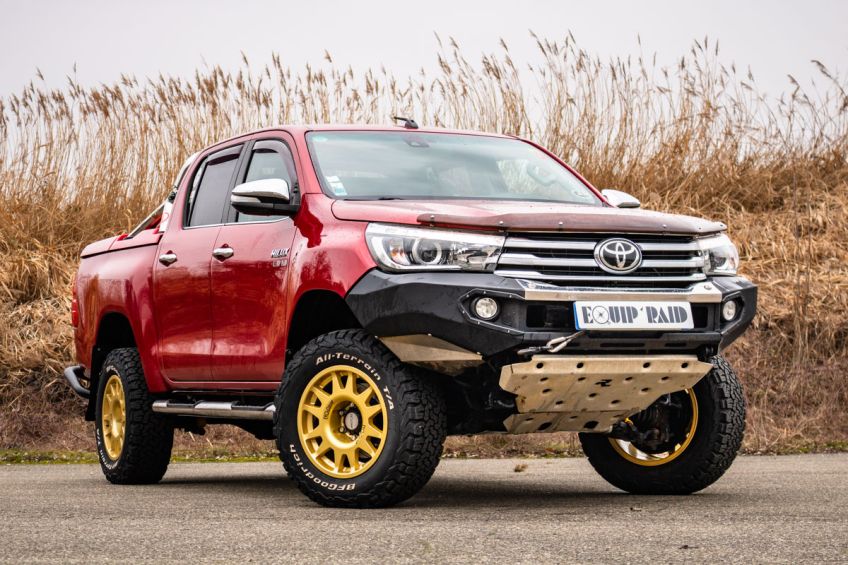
[152,400,275,421]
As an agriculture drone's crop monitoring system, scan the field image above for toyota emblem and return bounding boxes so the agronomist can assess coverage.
[594,238,642,274]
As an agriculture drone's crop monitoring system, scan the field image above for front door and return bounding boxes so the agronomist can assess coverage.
[153,144,243,382]
[210,138,299,381]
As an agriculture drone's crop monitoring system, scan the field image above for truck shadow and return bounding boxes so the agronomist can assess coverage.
[155,470,731,510]
[409,479,730,510]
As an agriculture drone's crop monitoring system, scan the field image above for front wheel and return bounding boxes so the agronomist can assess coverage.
[274,330,447,508]
[579,355,745,494]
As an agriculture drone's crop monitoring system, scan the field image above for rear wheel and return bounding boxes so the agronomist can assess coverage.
[274,330,446,508]
[579,355,745,494]
[95,348,173,484]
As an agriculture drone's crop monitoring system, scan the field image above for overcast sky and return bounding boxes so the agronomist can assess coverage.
[2,0,846,99]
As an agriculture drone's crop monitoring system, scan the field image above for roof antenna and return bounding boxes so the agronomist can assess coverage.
[392,116,419,129]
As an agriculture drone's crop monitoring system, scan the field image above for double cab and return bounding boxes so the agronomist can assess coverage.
[66,122,756,507]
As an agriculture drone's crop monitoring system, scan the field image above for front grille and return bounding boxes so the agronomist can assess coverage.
[496,233,706,288]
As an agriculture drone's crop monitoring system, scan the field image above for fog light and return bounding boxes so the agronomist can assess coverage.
[721,300,738,322]
[473,297,499,320]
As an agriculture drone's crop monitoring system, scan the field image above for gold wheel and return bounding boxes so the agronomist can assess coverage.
[101,374,126,460]
[297,365,388,479]
[610,388,698,467]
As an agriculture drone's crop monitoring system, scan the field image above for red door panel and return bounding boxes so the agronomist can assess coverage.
[152,226,220,381]
[210,220,296,381]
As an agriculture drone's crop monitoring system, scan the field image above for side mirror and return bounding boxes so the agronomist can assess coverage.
[230,178,292,216]
[601,189,641,209]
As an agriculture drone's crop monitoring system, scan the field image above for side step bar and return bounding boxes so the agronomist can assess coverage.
[151,400,275,421]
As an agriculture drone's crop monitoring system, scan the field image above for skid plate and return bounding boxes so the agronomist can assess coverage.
[499,355,712,433]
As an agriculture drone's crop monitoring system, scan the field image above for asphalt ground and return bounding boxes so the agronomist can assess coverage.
[1,454,845,564]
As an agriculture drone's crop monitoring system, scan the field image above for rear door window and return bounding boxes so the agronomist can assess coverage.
[186,145,243,227]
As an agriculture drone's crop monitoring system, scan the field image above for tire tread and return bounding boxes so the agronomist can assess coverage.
[579,355,745,494]
[97,348,173,484]
[274,329,446,508]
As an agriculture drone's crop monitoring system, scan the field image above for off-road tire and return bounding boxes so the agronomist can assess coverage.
[95,348,173,484]
[274,329,447,508]
[579,355,745,494]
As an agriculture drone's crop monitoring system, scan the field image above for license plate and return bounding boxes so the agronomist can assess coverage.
[574,301,694,330]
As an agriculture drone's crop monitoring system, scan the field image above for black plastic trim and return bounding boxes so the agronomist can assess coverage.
[712,276,758,349]
[345,270,757,359]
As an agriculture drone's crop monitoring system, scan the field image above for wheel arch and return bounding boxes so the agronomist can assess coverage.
[85,311,138,420]
[285,289,361,361]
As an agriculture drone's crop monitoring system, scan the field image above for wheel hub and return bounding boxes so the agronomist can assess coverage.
[608,388,698,467]
[342,409,362,434]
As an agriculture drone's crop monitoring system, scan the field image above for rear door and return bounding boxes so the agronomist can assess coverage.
[210,137,300,382]
[153,144,243,382]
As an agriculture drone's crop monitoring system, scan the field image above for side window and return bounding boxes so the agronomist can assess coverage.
[235,139,297,223]
[186,146,242,227]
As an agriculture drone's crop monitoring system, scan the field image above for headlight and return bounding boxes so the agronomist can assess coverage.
[365,223,504,272]
[698,234,739,275]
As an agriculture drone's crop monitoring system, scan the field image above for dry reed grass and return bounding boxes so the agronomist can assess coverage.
[1,35,846,453]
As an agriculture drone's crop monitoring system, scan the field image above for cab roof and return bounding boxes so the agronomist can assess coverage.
[204,124,515,152]
[288,124,513,138]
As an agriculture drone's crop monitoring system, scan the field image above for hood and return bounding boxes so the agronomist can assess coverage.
[331,199,725,235]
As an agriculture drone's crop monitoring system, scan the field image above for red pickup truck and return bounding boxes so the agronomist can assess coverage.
[66,122,756,507]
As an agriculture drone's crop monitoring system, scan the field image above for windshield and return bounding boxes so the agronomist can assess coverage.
[306,131,601,205]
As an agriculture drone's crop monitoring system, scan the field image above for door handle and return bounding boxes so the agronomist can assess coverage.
[158,253,178,266]
[212,247,234,260]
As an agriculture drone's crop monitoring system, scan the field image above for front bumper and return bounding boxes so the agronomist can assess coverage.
[346,270,757,362]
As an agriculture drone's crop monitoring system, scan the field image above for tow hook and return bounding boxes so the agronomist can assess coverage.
[517,330,586,357]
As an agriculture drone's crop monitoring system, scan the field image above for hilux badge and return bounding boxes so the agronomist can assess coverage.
[271,248,290,267]
[594,238,642,274]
